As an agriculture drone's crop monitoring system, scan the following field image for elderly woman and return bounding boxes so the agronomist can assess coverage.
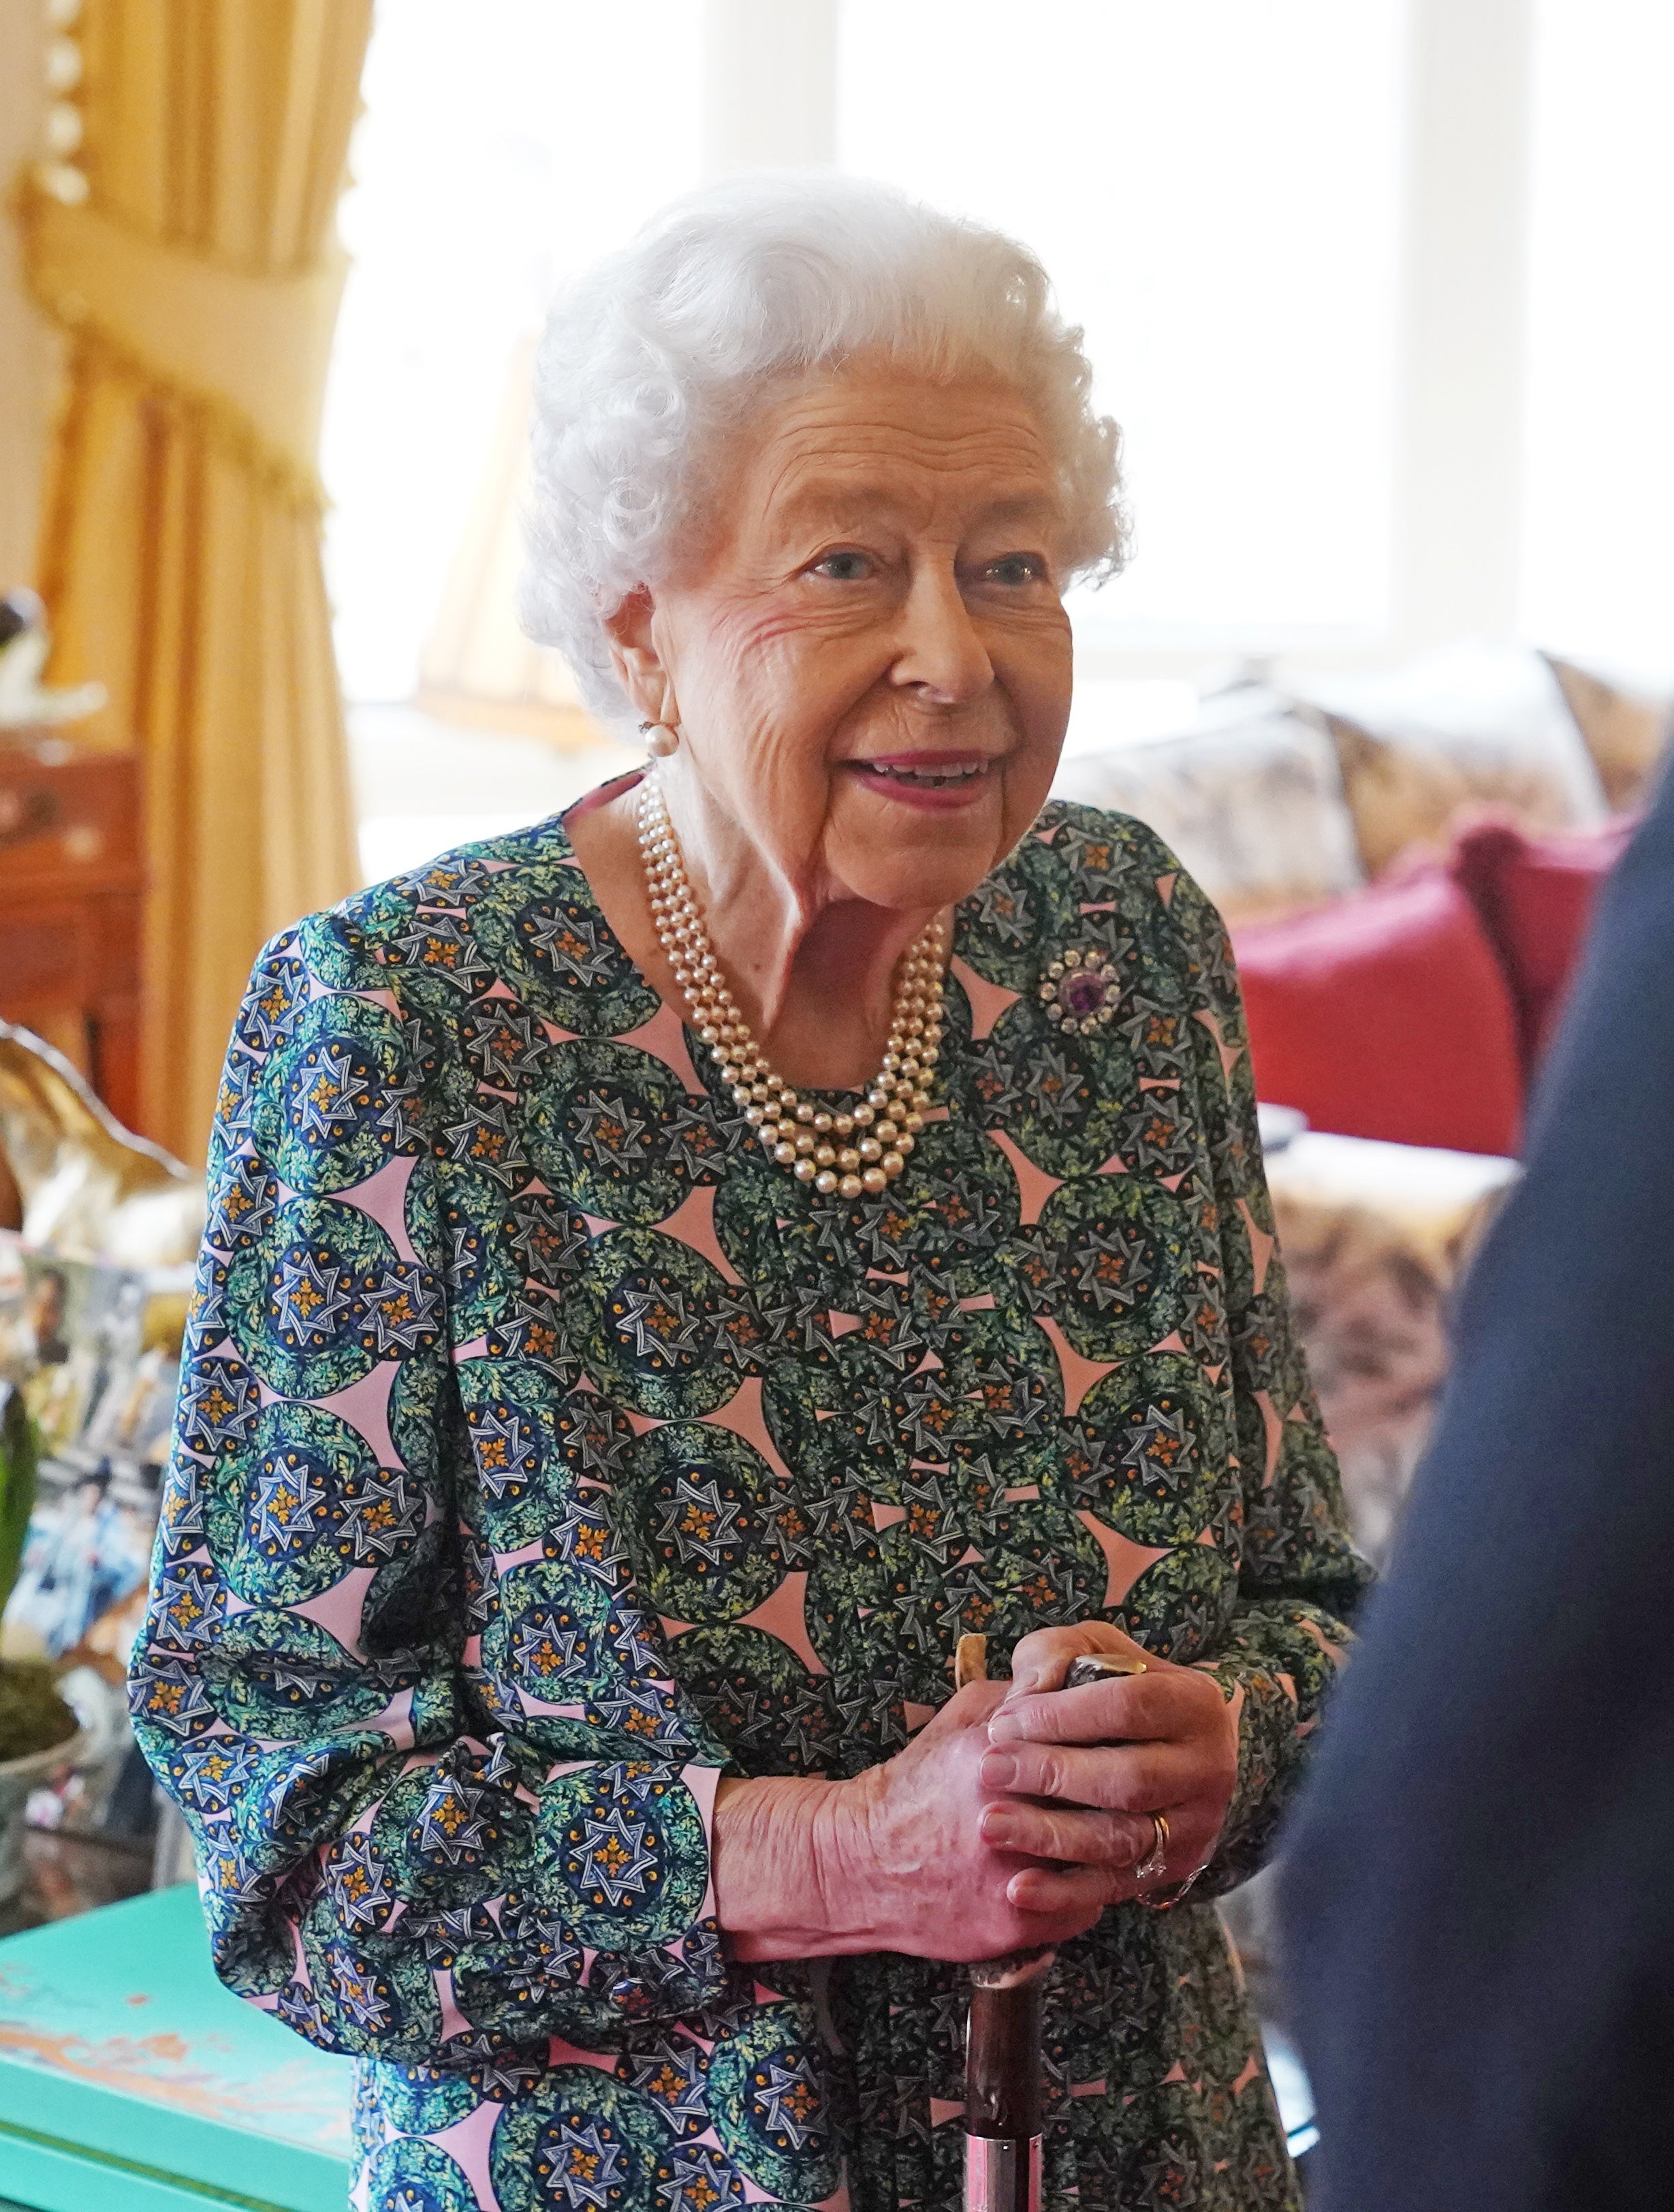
[133,175,1368,2212]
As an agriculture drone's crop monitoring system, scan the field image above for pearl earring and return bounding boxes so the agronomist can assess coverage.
[641,720,680,758]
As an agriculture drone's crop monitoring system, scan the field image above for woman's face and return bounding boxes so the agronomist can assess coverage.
[611,364,1075,916]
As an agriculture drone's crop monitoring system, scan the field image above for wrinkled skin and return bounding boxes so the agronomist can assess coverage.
[979,1619,1240,1918]
[714,1626,1238,1963]
[565,361,1238,1960]
[569,362,1074,1089]
[710,1682,1075,1965]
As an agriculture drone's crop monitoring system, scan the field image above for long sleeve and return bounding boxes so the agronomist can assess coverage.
[131,904,729,2062]
[1156,866,1373,1891]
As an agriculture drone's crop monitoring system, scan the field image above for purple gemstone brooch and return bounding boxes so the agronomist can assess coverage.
[1038,946,1119,1036]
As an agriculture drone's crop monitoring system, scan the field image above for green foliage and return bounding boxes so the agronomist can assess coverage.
[0,1384,76,1764]
[0,1661,75,1764]
[0,1382,37,1623]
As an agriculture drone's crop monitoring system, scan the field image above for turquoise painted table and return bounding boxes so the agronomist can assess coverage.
[0,1884,353,2211]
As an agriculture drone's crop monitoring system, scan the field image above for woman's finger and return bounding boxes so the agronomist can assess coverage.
[979,1798,1153,1867]
[990,1667,1217,1749]
[1008,1619,1150,1696]
[984,1794,1218,1874]
[979,1738,1203,1813]
[1006,1858,1129,1918]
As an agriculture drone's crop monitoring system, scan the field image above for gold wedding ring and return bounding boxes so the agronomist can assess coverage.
[1133,1810,1170,1886]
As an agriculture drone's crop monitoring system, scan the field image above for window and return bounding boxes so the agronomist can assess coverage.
[1520,0,1674,676]
[322,0,1674,879]
[838,0,1406,655]
[322,0,703,704]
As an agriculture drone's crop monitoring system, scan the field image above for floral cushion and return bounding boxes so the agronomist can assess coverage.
[1051,685,1363,925]
[1293,640,1609,876]
[1545,653,1673,813]
[1265,1130,1518,1564]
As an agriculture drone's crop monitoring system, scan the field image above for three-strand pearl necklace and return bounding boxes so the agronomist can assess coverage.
[636,772,946,1200]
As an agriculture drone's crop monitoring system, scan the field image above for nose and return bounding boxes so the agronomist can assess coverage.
[890,561,994,706]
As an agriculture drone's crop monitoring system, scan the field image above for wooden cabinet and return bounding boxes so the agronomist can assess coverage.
[0,739,144,1137]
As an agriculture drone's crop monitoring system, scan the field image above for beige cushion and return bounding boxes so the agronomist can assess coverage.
[1545,654,1673,813]
[1050,685,1363,924]
[1294,641,1610,876]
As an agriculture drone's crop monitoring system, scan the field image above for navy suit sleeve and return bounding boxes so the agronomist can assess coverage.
[1280,766,1674,2212]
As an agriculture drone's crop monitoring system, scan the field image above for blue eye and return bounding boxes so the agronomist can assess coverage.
[810,551,871,581]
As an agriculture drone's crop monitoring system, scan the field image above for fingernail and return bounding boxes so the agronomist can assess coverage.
[980,1750,1019,1790]
[986,1710,1022,1744]
[981,1807,1019,1846]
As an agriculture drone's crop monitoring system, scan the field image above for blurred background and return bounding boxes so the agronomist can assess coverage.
[3,0,1672,1162]
[0,4,1669,2164]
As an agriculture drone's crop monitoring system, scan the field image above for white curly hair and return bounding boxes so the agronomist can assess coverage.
[520,172,1128,729]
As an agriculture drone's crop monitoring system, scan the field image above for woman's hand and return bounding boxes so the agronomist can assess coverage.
[712,1681,1111,1962]
[977,1621,1239,1917]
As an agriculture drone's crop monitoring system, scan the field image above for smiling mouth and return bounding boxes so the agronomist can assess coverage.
[851,758,992,788]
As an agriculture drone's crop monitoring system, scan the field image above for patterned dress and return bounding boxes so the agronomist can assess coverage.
[132,788,1369,2212]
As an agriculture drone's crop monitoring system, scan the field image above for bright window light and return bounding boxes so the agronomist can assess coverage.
[1520,0,1674,678]
[838,0,1406,652]
[321,0,703,703]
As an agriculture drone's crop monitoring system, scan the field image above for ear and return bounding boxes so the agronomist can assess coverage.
[603,587,679,728]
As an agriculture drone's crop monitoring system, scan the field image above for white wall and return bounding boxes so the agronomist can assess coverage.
[0,0,60,591]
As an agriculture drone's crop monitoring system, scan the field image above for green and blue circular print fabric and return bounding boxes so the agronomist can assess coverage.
[709,2001,842,2201]
[363,2132,481,2212]
[491,2070,667,2212]
[132,795,1369,2212]
[538,1762,710,1952]
[618,1422,786,1625]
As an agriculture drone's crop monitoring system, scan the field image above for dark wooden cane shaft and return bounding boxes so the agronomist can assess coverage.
[959,1644,1150,2212]
[958,1634,1043,2212]
[966,1977,1044,2140]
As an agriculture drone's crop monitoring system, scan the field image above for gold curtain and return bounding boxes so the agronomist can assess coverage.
[18,0,374,1164]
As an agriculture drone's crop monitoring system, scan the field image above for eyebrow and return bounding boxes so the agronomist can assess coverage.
[769,475,1064,535]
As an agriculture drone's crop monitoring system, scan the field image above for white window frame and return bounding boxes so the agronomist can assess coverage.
[699,0,1537,679]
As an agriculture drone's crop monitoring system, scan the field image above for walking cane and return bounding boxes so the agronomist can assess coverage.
[957,1636,1148,2212]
